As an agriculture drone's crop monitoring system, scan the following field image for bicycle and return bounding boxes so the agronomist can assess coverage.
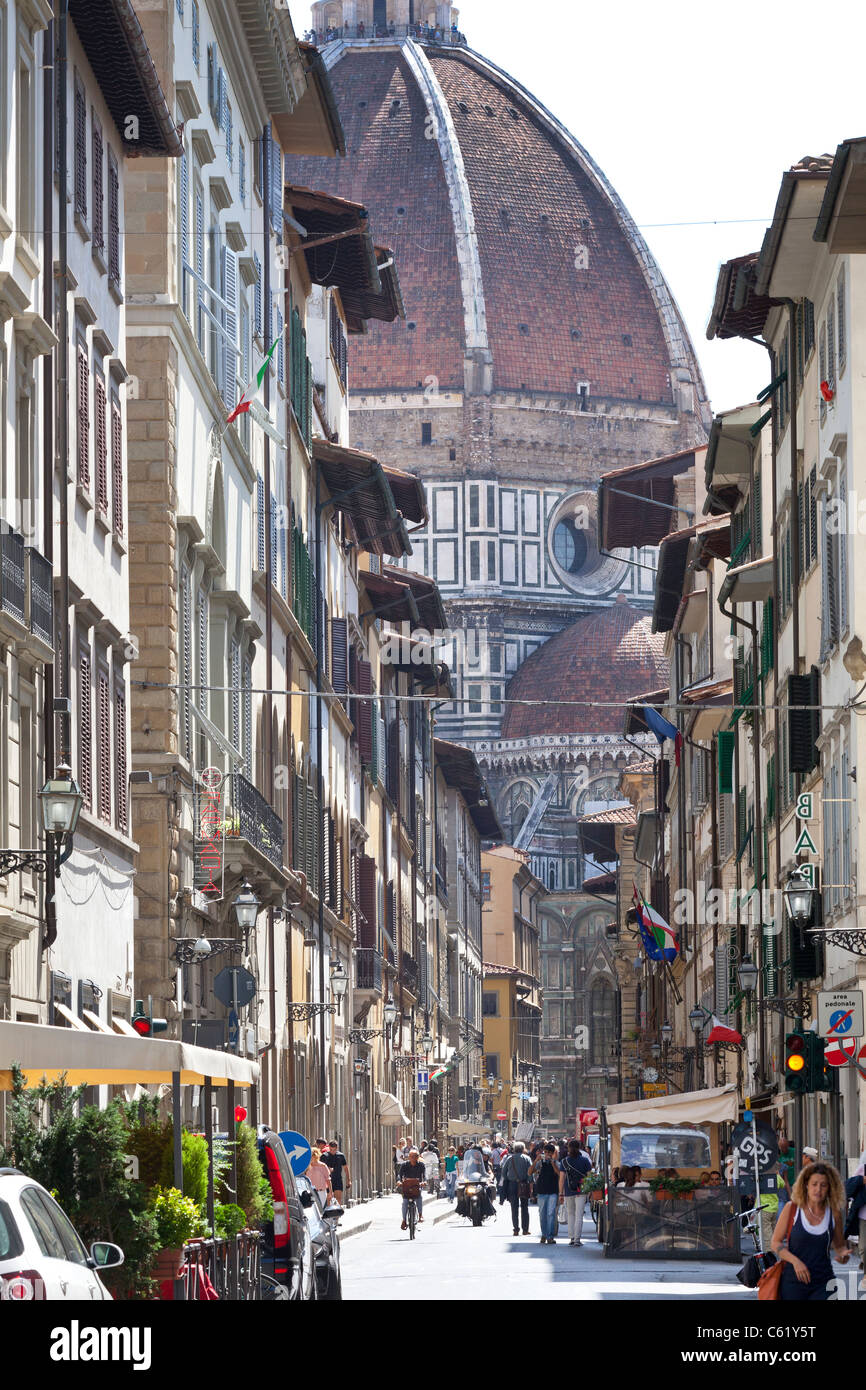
[406,1193,419,1239]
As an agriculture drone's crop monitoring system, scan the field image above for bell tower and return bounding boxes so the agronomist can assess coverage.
[310,1,460,34]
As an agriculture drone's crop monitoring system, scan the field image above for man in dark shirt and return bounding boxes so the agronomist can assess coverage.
[398,1149,426,1229]
[323,1140,351,1202]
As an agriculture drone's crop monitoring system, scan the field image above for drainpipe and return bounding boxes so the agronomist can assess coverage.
[262,127,275,1122]
[57,2,70,772]
[315,466,326,1115]
[41,18,56,952]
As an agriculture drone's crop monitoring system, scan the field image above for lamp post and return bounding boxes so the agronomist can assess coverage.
[661,1020,673,1047]
[330,959,349,1008]
[0,763,84,879]
[688,1004,706,1087]
[232,880,260,951]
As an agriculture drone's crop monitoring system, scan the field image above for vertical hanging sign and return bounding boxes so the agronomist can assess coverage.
[194,766,225,900]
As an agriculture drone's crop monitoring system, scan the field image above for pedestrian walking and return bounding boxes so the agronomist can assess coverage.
[501,1141,532,1235]
[770,1161,849,1301]
[306,1147,334,1202]
[560,1139,591,1246]
[323,1140,351,1202]
[444,1146,459,1200]
[529,1142,562,1243]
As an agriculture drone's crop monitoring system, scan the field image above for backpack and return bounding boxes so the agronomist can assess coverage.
[564,1155,591,1193]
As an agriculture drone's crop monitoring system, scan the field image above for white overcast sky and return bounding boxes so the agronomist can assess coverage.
[306,0,865,414]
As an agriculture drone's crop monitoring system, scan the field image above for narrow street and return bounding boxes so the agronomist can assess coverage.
[341,1197,754,1301]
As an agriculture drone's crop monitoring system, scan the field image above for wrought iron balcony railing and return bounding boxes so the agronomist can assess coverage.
[400,949,419,994]
[0,528,25,624]
[355,947,384,993]
[229,773,283,872]
[27,548,53,647]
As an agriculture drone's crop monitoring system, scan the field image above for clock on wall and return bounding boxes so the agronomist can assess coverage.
[642,1067,659,1083]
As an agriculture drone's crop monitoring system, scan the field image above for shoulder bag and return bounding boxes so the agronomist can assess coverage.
[756,1202,796,1301]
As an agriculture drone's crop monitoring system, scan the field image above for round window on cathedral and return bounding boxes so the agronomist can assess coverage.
[546,491,630,597]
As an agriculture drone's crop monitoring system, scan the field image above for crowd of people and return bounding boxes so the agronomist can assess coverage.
[304,22,467,46]
[304,1138,351,1205]
[391,1134,593,1244]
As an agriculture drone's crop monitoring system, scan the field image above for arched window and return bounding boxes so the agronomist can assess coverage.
[590,978,614,1067]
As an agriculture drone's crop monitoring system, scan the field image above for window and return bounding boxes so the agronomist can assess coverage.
[78,644,92,809]
[487,487,496,528]
[469,484,479,528]
[469,540,480,581]
[421,422,432,446]
[94,371,108,515]
[484,1053,499,1079]
[253,251,262,338]
[195,180,205,347]
[92,115,104,260]
[837,266,846,373]
[468,685,482,713]
[225,99,232,170]
[230,638,241,750]
[481,870,491,901]
[239,137,245,202]
[107,149,120,290]
[180,563,192,760]
[96,665,111,822]
[115,682,127,834]
[819,325,827,425]
[76,339,90,488]
[16,48,35,249]
[20,1189,67,1262]
[111,391,123,535]
[482,991,498,1016]
[74,75,87,224]
[827,298,836,392]
[179,146,189,317]
[207,44,219,123]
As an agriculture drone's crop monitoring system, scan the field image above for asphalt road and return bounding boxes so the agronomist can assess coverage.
[341,1196,755,1301]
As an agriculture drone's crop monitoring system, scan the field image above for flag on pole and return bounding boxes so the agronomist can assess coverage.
[633,885,679,962]
[705,1015,743,1045]
[226,332,282,424]
[641,705,683,766]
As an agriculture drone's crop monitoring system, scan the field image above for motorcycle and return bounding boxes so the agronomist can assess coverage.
[456,1158,497,1227]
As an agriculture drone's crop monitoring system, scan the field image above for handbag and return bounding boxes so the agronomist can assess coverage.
[756,1202,795,1301]
[736,1250,776,1288]
[517,1181,530,1200]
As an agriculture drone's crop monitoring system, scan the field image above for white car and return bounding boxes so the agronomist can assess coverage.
[0,1169,124,1301]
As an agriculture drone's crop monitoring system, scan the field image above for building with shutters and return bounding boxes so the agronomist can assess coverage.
[0,3,178,1052]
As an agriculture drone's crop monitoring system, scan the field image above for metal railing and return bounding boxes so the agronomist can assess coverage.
[27,548,53,647]
[0,528,25,624]
[400,949,419,994]
[181,1231,261,1301]
[231,773,283,871]
[356,947,384,992]
[309,24,468,46]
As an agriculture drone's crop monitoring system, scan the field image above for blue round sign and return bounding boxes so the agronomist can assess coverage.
[829,1008,854,1036]
[278,1130,312,1177]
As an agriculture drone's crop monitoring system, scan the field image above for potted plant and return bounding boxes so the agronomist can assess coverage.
[650,1175,698,1200]
[581,1173,604,1203]
[148,1187,207,1283]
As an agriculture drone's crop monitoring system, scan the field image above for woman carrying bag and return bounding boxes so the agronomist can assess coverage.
[765,1162,849,1301]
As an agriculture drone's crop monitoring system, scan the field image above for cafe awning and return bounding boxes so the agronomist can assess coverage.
[604,1084,739,1128]
[0,1019,259,1090]
[375,1089,410,1125]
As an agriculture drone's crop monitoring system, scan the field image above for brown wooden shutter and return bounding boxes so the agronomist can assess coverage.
[92,120,103,252]
[96,669,111,821]
[78,649,92,808]
[356,660,373,765]
[358,854,377,948]
[77,345,90,487]
[789,670,820,773]
[331,616,348,696]
[334,832,343,919]
[75,82,87,217]
[111,398,123,535]
[349,850,358,937]
[323,808,333,907]
[386,880,396,963]
[108,150,120,285]
[115,684,127,833]
[95,375,108,513]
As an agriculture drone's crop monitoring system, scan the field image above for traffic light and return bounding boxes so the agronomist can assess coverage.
[130,998,168,1038]
[784,1031,808,1092]
[806,1031,838,1094]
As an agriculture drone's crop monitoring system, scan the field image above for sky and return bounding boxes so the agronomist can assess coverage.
[305,0,866,415]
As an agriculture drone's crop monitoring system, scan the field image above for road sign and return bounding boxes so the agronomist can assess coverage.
[417,1069,429,1093]
[227,1009,239,1050]
[824,1036,866,1067]
[278,1130,312,1177]
[496,1110,507,1119]
[642,1082,667,1097]
[731,1120,778,1174]
[818,990,864,1039]
[213,966,257,1009]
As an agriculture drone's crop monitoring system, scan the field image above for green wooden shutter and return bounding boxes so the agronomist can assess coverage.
[717,730,735,794]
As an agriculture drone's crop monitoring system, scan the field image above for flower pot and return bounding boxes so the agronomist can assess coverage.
[678,1191,694,1201]
[654,1190,673,1200]
[152,1247,185,1283]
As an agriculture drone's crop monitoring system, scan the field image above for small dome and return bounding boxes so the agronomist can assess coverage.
[501,600,667,739]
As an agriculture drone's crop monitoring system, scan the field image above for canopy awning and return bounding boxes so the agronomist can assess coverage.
[719,554,775,606]
[313,440,411,558]
[285,186,404,332]
[599,448,699,550]
[359,569,420,625]
[434,738,503,839]
[0,1020,259,1090]
[604,1083,739,1128]
[375,1089,410,1125]
[383,565,446,632]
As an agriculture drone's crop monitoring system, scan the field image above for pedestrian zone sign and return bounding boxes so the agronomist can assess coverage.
[817,990,864,1040]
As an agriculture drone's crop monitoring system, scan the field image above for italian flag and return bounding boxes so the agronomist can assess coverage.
[706,1015,743,1045]
[633,886,679,958]
[226,332,282,424]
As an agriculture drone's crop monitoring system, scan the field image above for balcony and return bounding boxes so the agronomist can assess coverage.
[355,947,384,994]
[0,531,54,660]
[230,774,283,871]
[400,949,419,994]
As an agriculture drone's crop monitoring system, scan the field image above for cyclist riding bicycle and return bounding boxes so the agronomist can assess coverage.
[397,1149,426,1230]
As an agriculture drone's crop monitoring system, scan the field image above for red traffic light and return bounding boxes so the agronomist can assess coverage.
[131,1016,152,1037]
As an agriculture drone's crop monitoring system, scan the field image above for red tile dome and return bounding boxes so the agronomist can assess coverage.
[500,599,667,739]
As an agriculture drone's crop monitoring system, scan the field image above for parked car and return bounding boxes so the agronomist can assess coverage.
[295,1173,342,1301]
[255,1127,316,1301]
[0,1169,124,1301]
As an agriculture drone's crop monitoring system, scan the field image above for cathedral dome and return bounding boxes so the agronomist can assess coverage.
[500,597,667,740]
[290,21,705,410]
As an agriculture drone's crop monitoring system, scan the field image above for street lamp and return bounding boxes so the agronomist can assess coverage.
[330,959,349,1004]
[421,1028,434,1054]
[661,1020,673,1047]
[650,1042,661,1059]
[736,954,760,996]
[1,763,84,880]
[383,996,398,1028]
[233,880,260,947]
[688,1005,707,1035]
[783,868,818,946]
[632,952,643,975]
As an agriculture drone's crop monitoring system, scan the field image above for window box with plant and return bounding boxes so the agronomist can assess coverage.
[581,1173,605,1202]
[649,1176,698,1200]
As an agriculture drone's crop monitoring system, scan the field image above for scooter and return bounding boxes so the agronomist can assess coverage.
[456,1167,497,1226]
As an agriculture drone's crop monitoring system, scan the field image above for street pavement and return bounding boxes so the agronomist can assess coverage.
[339,1194,758,1300]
